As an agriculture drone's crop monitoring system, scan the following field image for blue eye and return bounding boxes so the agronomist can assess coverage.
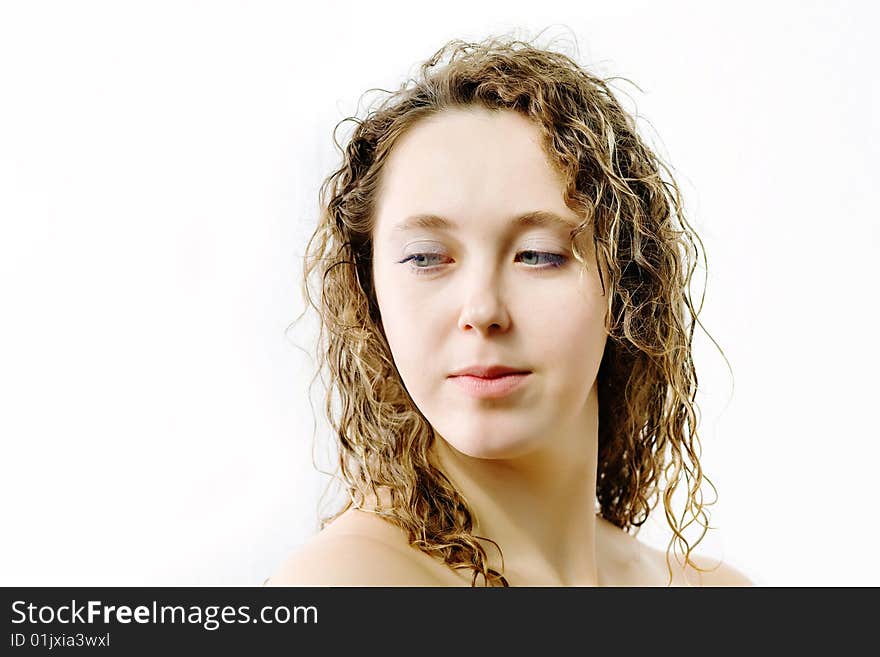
[399,251,567,275]
[517,251,567,268]
[398,252,448,275]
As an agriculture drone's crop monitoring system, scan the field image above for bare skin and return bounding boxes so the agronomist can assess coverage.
[267,504,751,586]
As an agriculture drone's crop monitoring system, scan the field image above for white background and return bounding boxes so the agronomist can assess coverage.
[1,0,877,586]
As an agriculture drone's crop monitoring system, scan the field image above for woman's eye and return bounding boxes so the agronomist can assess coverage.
[399,250,567,275]
[399,253,449,274]
[517,251,567,268]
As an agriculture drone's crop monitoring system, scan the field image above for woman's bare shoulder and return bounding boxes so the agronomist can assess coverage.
[596,517,752,586]
[640,542,754,587]
[684,553,754,586]
[266,510,451,587]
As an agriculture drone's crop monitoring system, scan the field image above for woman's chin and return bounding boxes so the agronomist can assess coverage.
[436,431,541,461]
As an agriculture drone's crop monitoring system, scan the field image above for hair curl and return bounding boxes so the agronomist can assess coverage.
[297,32,721,586]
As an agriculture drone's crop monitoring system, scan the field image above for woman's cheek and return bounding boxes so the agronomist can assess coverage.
[538,299,606,375]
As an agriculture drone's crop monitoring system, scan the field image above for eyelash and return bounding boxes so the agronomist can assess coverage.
[399,251,568,276]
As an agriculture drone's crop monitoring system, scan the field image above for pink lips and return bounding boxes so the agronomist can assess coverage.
[449,372,531,399]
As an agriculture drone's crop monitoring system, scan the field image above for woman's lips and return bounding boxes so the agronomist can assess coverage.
[449,373,531,399]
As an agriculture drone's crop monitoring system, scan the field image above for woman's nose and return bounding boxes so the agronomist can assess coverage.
[457,285,511,335]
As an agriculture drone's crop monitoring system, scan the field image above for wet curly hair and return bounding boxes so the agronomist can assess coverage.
[297,32,721,586]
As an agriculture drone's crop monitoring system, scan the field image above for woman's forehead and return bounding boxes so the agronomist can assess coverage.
[375,108,573,237]
[382,107,555,182]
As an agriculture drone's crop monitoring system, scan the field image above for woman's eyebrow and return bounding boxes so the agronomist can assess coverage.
[392,210,579,235]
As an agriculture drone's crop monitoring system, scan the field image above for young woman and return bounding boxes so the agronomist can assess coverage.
[268,35,751,586]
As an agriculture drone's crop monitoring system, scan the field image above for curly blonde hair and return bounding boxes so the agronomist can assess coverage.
[298,33,720,586]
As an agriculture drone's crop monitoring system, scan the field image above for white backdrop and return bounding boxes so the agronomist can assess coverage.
[1,0,877,586]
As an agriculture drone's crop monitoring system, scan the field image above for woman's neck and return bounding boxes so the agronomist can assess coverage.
[428,385,601,586]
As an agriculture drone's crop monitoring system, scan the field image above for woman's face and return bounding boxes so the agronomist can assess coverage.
[371,107,608,460]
